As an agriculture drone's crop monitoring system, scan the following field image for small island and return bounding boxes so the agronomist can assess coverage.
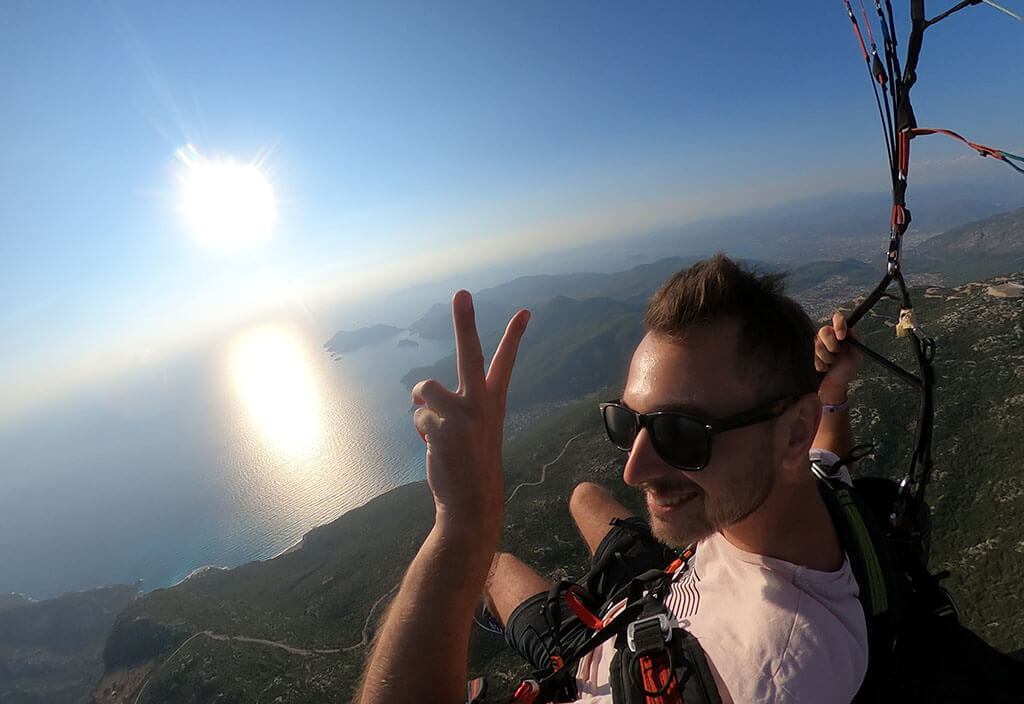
[325,324,403,355]
[397,338,419,348]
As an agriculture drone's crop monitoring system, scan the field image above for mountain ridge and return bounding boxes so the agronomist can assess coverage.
[82,272,1024,703]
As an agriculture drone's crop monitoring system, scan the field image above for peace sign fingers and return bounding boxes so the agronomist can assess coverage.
[453,290,487,398]
[487,309,531,402]
[412,290,530,527]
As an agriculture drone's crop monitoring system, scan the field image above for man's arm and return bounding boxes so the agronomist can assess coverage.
[357,521,499,703]
[813,311,863,460]
[355,291,529,704]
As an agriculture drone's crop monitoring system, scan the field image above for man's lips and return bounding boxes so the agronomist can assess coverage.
[646,488,700,515]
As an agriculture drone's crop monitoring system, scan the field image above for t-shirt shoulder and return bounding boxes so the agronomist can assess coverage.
[684,534,867,704]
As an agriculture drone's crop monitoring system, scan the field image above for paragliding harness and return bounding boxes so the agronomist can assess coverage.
[469,457,1023,704]
[467,539,723,704]
[464,464,899,704]
[465,467,890,704]
[816,455,1024,703]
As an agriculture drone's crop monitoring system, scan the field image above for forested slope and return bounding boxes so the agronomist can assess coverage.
[90,274,1023,702]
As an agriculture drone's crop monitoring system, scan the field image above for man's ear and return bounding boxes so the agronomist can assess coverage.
[778,393,822,473]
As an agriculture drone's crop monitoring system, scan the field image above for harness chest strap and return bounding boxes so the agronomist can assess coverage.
[555,552,719,704]
[608,601,722,704]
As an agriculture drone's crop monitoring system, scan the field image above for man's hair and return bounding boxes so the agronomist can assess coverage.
[644,253,819,395]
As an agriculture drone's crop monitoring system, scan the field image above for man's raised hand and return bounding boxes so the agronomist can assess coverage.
[411,291,529,534]
[815,311,863,403]
[355,293,528,704]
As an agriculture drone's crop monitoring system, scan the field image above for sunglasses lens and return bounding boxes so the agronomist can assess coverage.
[649,414,709,470]
[602,404,638,451]
[602,405,710,470]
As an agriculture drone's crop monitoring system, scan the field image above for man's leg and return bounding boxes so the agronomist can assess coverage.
[483,482,633,625]
[483,552,577,672]
[570,482,677,607]
[480,483,664,672]
[483,552,550,627]
[569,481,635,556]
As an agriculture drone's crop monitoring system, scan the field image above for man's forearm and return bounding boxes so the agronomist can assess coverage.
[357,293,527,703]
[356,520,500,704]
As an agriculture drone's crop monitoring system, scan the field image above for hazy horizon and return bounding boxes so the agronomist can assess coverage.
[4,2,1023,424]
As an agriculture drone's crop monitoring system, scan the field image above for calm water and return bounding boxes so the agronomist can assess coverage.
[0,326,452,599]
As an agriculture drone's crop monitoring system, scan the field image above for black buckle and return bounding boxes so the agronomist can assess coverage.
[626,614,672,654]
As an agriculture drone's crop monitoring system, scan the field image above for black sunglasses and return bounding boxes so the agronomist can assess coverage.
[599,394,802,471]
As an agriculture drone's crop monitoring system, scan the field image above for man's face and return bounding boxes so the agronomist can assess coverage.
[621,321,778,547]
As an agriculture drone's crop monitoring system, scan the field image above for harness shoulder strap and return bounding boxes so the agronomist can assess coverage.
[817,476,898,622]
[817,475,910,702]
[607,598,722,704]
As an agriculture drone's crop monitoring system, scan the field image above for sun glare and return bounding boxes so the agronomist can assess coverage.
[177,144,277,250]
[231,326,323,457]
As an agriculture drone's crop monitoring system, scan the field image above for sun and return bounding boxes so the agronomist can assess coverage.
[176,144,277,250]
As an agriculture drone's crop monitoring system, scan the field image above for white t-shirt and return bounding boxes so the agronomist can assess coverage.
[574,454,868,704]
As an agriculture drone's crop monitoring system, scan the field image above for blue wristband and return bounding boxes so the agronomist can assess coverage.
[822,399,849,414]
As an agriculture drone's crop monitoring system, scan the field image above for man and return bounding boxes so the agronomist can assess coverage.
[356,255,866,704]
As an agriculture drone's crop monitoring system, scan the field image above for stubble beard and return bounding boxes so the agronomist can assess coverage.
[646,494,714,548]
[645,437,776,548]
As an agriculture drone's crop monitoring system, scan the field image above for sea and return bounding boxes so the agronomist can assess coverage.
[0,324,453,599]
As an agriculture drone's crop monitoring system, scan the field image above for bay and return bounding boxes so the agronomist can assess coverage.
[0,325,452,599]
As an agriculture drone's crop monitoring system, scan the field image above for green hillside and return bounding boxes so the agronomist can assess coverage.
[87,274,1024,703]
[841,276,1024,651]
[0,585,137,704]
[909,207,1024,283]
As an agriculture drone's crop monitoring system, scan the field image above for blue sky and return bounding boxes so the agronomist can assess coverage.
[1,1,1021,421]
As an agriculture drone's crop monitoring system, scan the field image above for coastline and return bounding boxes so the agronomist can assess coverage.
[172,565,228,588]
[152,539,306,593]
[271,536,304,559]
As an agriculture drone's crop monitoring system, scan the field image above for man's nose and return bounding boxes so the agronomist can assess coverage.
[622,428,672,486]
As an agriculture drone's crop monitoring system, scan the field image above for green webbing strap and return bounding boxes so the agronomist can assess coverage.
[833,486,889,616]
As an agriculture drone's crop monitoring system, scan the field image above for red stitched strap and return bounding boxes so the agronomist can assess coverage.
[898,130,911,178]
[512,680,539,703]
[565,589,603,631]
[913,127,1007,160]
[638,653,683,704]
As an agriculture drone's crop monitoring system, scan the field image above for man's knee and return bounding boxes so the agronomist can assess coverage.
[484,552,551,626]
[569,482,635,556]
[487,552,524,589]
[569,481,612,520]
[570,481,631,523]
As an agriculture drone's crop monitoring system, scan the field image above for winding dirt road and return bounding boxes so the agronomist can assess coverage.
[132,431,586,704]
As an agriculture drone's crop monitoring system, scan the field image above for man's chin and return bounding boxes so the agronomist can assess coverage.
[648,510,714,548]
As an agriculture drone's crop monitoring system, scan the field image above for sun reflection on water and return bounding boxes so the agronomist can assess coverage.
[230,326,324,457]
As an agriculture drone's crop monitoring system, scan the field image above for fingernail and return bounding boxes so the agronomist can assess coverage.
[454,290,473,312]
